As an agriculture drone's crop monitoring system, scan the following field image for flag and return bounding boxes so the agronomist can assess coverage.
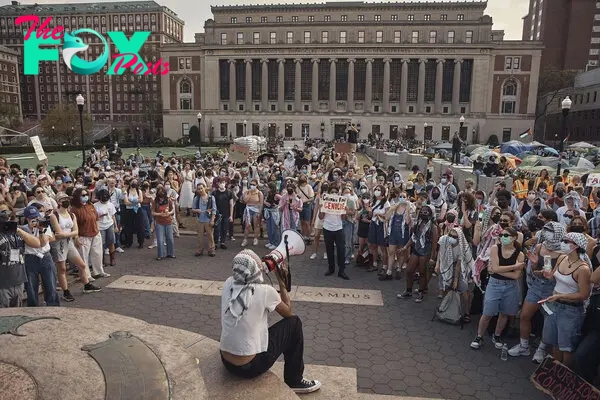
[563,134,569,143]
[519,128,532,139]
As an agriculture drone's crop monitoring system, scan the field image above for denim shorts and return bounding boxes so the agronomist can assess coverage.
[542,301,585,352]
[482,277,520,316]
[300,202,313,221]
[389,227,410,247]
[368,222,387,247]
[525,276,555,304]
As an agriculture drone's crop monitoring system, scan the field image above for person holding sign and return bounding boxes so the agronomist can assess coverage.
[367,185,390,273]
[319,185,349,280]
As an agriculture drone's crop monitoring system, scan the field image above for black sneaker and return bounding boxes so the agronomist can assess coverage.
[83,283,102,293]
[220,243,227,250]
[379,274,393,281]
[396,291,412,299]
[62,290,75,302]
[470,336,484,350]
[289,379,321,394]
[492,334,504,349]
[414,292,424,303]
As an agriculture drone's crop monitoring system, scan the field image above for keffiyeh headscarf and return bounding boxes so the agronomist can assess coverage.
[539,222,566,252]
[565,232,592,266]
[438,227,474,290]
[564,191,582,211]
[228,250,265,324]
[412,205,435,249]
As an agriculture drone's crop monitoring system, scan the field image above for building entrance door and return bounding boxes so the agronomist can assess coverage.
[334,124,346,140]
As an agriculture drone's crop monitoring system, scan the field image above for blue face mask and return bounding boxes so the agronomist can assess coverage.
[81,196,89,203]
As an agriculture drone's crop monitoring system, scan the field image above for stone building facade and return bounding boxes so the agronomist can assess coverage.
[160,1,541,144]
[0,44,21,124]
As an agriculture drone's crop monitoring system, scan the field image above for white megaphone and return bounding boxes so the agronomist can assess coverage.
[262,230,305,291]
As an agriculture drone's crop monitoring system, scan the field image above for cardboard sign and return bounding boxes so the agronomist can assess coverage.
[29,136,47,160]
[335,143,352,154]
[531,357,600,400]
[321,194,347,215]
[229,144,249,162]
[586,173,600,187]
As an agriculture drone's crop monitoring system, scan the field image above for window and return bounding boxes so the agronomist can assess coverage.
[270,32,276,44]
[588,92,591,103]
[261,16,268,23]
[447,30,455,43]
[458,14,464,21]
[341,15,348,22]
[180,98,192,110]
[505,56,513,70]
[595,91,598,102]
[441,14,447,21]
[308,16,314,22]
[180,79,192,94]
[391,15,398,21]
[253,32,260,44]
[441,126,450,141]
[376,31,383,43]
[394,31,401,43]
[246,17,252,23]
[285,123,293,138]
[591,49,600,56]
[237,32,244,44]
[287,31,293,43]
[429,31,437,43]
[411,31,419,43]
[304,31,311,43]
[220,123,228,137]
[340,31,347,43]
[408,14,414,21]
[592,37,600,44]
[324,15,331,22]
[424,14,431,21]
[276,16,283,22]
[182,123,190,136]
[465,30,473,44]
[358,15,364,21]
[321,31,328,43]
[375,15,381,22]
[221,33,227,45]
[502,128,512,143]
[513,57,520,69]
[358,31,365,43]
[501,80,517,114]
[503,81,517,96]
[231,17,237,23]
[292,16,299,22]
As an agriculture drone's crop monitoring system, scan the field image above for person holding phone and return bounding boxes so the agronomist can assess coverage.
[151,185,175,261]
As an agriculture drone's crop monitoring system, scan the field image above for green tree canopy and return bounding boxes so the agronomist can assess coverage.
[41,104,93,144]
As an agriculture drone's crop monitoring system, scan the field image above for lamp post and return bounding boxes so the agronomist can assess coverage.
[423,122,428,142]
[557,96,572,176]
[197,112,202,152]
[554,133,558,148]
[136,127,140,148]
[243,119,247,137]
[76,94,85,167]
[51,125,55,144]
[459,115,465,140]
[320,121,325,139]
[111,127,116,146]
[71,126,74,145]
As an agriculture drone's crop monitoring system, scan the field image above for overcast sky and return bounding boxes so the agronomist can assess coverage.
[1,0,529,42]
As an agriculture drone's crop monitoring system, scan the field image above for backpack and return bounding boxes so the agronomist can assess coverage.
[432,290,464,329]
[355,244,373,267]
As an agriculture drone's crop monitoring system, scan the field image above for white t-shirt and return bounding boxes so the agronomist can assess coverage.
[220,277,281,356]
[94,201,116,230]
[371,200,391,222]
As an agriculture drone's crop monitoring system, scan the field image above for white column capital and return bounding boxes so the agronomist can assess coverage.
[329,58,337,64]
[311,58,320,64]
[454,58,463,64]
[347,58,356,63]
[436,58,445,64]
[228,59,236,64]
[365,58,374,64]
[244,58,253,64]
[294,58,303,64]
[277,58,286,64]
[260,58,269,64]
[401,58,410,64]
[383,57,392,64]
[418,58,427,64]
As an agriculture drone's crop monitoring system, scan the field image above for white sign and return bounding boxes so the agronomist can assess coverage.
[321,194,347,215]
[29,136,47,160]
[586,173,600,187]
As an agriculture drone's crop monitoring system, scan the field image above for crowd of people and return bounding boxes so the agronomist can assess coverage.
[0,141,599,384]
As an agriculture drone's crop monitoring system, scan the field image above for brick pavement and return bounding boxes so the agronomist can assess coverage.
[65,234,546,400]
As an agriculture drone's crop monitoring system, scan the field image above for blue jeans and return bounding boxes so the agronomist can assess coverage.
[114,213,121,248]
[214,217,229,245]
[141,204,152,238]
[266,209,281,246]
[342,220,354,261]
[155,223,174,258]
[24,253,60,306]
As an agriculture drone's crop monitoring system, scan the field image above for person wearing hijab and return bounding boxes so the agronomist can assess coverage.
[556,191,586,226]
[429,186,447,224]
[219,249,321,394]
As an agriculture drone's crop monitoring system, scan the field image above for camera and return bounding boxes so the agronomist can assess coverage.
[37,218,51,229]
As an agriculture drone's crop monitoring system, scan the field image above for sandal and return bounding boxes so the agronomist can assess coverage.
[195,250,204,257]
[463,314,471,323]
[156,257,163,261]
[367,266,378,272]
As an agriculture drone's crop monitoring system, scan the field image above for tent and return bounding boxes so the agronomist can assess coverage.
[501,140,530,156]
[432,142,453,150]
[567,141,596,149]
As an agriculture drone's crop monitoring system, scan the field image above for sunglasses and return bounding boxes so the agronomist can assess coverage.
[35,190,44,194]
[499,234,514,238]
[399,196,407,199]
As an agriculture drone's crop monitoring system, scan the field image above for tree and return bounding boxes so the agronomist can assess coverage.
[41,104,92,144]
[486,134,499,147]
[534,67,578,136]
[189,125,200,144]
[0,103,20,129]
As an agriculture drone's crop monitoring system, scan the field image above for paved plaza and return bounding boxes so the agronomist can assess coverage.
[63,233,546,400]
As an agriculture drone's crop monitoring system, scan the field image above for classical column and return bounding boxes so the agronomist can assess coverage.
[311,58,319,111]
[435,59,444,113]
[294,58,302,111]
[228,59,236,111]
[278,58,285,111]
[347,58,355,112]
[329,58,337,112]
[452,58,463,114]
[383,58,391,113]
[400,58,409,113]
[245,58,252,112]
[261,58,269,111]
[417,58,426,114]
[365,58,374,112]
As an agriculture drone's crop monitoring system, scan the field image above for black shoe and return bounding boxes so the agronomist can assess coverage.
[338,272,350,280]
[83,283,102,293]
[394,270,402,280]
[379,274,393,281]
[325,270,335,276]
[62,290,75,302]
[396,291,412,299]
[220,243,227,250]
[166,255,176,259]
[289,379,322,394]
[470,336,484,350]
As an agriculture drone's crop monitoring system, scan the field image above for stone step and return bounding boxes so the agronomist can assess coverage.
[358,395,444,400]
[271,362,357,400]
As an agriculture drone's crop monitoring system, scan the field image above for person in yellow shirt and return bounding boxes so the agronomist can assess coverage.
[560,169,571,186]
[512,173,529,200]
[533,169,553,194]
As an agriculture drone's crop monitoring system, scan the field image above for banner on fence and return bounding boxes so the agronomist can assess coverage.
[29,136,47,160]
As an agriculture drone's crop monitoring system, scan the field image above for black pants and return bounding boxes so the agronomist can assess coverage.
[121,209,145,247]
[221,316,304,386]
[452,149,460,164]
[323,228,345,274]
[573,330,600,383]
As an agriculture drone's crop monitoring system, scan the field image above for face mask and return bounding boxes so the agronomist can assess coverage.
[220,171,226,177]
[560,242,575,254]
[374,190,382,197]
[398,198,407,205]
[333,174,339,179]
[441,178,447,184]
[317,172,323,178]
[533,205,541,212]
[570,226,585,233]
[491,214,501,224]
[539,188,546,192]
[219,183,226,190]
[81,196,89,204]
[446,215,456,223]
[363,199,370,205]
[394,178,401,184]
[360,188,368,194]
[250,184,257,190]
[556,190,565,197]
[499,221,510,229]
[165,185,171,191]
[448,237,458,246]
[301,169,307,174]
[527,194,535,201]
[432,193,440,200]
[242,167,248,172]
[476,199,483,206]
[500,236,512,246]
[242,179,248,184]
[56,180,62,185]
[287,189,294,195]
[420,213,430,220]
[61,201,70,208]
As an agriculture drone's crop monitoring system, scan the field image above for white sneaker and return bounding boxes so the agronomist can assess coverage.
[508,343,531,357]
[87,276,95,282]
[310,253,317,260]
[323,253,327,260]
[253,238,258,246]
[532,346,546,364]
[241,239,248,247]
[265,243,272,249]
[104,249,109,255]
[148,241,157,249]
[115,247,125,253]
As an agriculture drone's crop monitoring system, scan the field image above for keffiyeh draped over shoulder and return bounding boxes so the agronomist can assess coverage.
[438,227,474,290]
[228,249,265,325]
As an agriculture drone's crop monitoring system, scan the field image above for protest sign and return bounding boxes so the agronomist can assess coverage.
[586,173,600,187]
[322,194,347,215]
[531,357,600,400]
[335,143,352,154]
[229,144,249,162]
[29,136,47,160]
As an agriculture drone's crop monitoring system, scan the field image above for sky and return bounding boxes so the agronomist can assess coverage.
[0,0,530,42]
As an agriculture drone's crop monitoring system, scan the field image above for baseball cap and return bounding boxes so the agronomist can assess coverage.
[24,206,40,219]
[56,192,70,202]
[63,176,73,183]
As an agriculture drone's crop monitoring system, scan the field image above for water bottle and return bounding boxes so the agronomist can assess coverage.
[501,344,508,361]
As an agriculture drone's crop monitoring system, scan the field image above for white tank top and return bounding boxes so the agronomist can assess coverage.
[57,212,74,234]
[553,265,581,295]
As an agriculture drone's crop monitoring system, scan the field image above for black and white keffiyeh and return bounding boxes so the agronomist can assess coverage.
[228,249,265,324]
[540,222,566,252]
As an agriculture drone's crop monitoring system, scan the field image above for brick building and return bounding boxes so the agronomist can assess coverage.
[522,0,600,71]
[0,44,21,125]
[161,1,542,144]
[0,0,183,141]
